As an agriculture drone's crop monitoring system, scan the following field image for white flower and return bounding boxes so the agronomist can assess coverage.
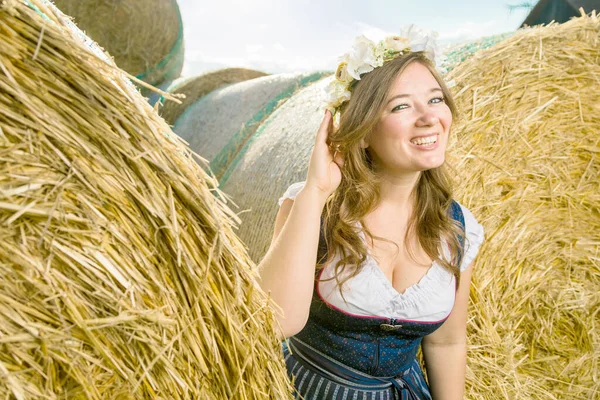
[344,35,382,80]
[400,24,439,63]
[325,79,352,111]
[335,62,353,84]
[383,35,410,53]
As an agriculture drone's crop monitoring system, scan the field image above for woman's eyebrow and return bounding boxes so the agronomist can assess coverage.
[386,88,443,104]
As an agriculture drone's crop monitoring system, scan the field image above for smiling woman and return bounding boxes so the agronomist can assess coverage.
[364,63,452,174]
[257,28,484,400]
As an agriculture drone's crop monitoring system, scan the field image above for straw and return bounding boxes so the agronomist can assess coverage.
[445,11,600,399]
[440,32,515,73]
[0,0,292,398]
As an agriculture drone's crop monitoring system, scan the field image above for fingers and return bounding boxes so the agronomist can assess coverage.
[317,109,344,170]
[329,142,341,159]
[333,150,345,170]
[315,109,332,146]
[327,109,334,138]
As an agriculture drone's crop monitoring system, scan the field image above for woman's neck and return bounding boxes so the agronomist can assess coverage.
[376,170,421,210]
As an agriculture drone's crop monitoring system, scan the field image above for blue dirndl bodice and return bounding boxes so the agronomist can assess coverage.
[283,201,465,400]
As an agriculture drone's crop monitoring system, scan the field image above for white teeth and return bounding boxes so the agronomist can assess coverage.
[411,136,437,146]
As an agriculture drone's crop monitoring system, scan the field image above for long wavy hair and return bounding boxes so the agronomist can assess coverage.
[319,52,465,292]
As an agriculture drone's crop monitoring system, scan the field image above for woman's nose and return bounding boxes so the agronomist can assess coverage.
[416,108,439,126]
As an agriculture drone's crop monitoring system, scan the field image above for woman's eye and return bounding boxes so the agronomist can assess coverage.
[430,96,445,104]
[392,104,409,112]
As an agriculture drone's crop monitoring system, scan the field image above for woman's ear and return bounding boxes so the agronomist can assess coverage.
[360,138,369,149]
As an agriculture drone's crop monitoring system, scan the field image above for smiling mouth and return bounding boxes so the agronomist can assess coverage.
[410,135,438,146]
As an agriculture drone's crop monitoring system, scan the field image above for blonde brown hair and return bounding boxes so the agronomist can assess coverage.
[319,52,464,291]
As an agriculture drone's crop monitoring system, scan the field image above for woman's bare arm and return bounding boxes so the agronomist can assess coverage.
[421,263,474,400]
[257,110,343,338]
[258,186,327,338]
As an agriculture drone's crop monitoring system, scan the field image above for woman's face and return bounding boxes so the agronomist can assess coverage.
[362,61,452,175]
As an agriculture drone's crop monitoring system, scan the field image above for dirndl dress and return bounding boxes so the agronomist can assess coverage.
[282,201,466,400]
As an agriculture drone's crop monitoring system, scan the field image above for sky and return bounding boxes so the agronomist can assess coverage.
[177,0,532,77]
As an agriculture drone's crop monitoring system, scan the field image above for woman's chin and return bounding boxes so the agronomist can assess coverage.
[376,152,446,174]
[415,154,445,171]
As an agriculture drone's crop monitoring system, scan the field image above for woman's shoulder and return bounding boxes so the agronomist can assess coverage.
[452,201,485,271]
[452,202,481,231]
[277,181,306,206]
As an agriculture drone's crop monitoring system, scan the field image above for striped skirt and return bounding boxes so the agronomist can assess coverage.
[283,339,432,400]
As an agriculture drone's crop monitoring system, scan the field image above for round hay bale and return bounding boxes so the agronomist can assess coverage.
[0,1,291,398]
[218,77,332,262]
[52,0,184,95]
[446,14,600,399]
[173,71,329,180]
[160,68,268,126]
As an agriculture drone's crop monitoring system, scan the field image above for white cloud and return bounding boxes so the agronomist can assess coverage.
[438,20,499,42]
[245,44,265,54]
[176,0,527,77]
[356,22,388,41]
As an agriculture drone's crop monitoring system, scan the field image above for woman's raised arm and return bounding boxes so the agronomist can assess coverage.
[257,110,343,338]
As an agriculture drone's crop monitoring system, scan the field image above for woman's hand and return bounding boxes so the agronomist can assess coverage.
[303,110,344,201]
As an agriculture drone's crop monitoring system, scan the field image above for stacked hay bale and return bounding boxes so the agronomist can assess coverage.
[160,68,268,126]
[0,0,292,398]
[446,13,600,399]
[219,78,332,262]
[173,71,329,180]
[52,0,184,96]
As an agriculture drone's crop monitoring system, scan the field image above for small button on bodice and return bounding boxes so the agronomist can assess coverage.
[379,323,403,331]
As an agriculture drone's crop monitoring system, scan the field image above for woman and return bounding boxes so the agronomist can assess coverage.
[258,27,484,400]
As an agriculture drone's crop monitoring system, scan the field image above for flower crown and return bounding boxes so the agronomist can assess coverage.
[325,25,440,114]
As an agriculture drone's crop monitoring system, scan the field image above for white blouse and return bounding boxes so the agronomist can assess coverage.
[278,181,485,322]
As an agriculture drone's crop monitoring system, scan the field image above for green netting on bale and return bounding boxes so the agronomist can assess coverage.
[201,72,331,180]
